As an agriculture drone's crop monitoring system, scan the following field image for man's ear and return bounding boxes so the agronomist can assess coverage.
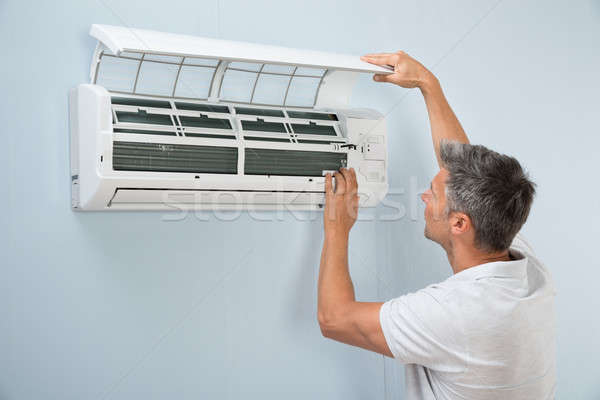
[449,212,471,236]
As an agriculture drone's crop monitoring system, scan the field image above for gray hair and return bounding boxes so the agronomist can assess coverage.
[439,140,536,252]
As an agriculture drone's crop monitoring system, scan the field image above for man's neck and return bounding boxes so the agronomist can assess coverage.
[446,242,512,275]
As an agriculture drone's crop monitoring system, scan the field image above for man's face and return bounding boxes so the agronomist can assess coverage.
[421,169,451,247]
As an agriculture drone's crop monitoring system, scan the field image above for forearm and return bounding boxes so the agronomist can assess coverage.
[316,169,394,356]
[317,231,391,356]
[317,233,355,322]
[420,74,469,167]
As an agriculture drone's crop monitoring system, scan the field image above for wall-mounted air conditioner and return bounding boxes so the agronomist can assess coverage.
[69,24,391,210]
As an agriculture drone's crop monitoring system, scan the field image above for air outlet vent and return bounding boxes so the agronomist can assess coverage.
[245,148,346,176]
[235,107,285,118]
[113,141,238,174]
[112,97,172,109]
[244,136,291,143]
[297,139,344,145]
[116,110,172,126]
[114,128,176,136]
[291,123,336,136]
[241,119,287,133]
[287,111,338,121]
[179,115,232,130]
[175,102,230,113]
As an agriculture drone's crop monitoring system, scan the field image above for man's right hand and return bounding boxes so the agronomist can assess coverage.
[361,51,468,167]
[360,51,437,91]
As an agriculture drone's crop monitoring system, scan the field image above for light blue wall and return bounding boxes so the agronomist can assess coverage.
[1,0,599,398]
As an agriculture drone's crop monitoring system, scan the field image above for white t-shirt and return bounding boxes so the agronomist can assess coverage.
[379,234,556,399]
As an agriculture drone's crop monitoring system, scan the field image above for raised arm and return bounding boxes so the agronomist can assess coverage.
[315,53,470,357]
[317,168,393,357]
[361,51,469,167]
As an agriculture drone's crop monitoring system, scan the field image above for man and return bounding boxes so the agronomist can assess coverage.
[317,51,556,399]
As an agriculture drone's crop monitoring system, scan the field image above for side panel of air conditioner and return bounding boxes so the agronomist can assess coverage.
[69,84,114,210]
[345,115,388,207]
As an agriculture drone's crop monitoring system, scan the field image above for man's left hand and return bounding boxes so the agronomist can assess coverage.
[324,168,359,238]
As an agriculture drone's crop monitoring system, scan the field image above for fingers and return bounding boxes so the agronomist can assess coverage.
[323,169,361,223]
[333,171,346,195]
[362,54,395,84]
[360,53,399,67]
[329,168,358,196]
[361,53,394,61]
[362,52,393,58]
[325,173,333,196]
[340,168,357,195]
[349,167,358,191]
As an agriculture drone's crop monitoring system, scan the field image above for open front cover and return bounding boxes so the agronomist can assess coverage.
[90,24,392,108]
[90,24,392,73]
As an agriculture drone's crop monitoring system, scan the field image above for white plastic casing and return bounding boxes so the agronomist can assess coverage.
[69,25,390,211]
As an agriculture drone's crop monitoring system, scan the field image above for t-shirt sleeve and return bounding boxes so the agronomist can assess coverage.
[379,285,467,371]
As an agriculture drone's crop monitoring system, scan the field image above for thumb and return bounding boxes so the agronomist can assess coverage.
[325,173,333,196]
[373,74,394,83]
